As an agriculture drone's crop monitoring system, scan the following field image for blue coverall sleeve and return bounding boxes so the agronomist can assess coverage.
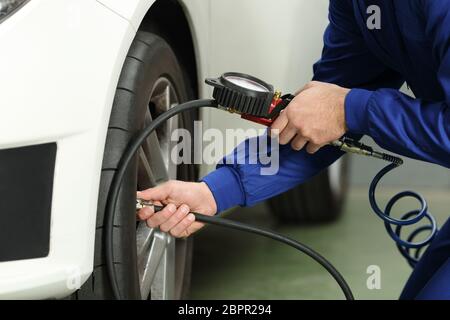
[202,0,403,213]
[344,1,450,169]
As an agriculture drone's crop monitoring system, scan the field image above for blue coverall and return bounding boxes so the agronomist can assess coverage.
[202,0,450,299]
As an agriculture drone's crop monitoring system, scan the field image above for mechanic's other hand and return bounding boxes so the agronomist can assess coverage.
[136,181,217,238]
[271,81,350,154]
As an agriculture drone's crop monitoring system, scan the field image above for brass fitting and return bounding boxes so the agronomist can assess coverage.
[274,90,282,100]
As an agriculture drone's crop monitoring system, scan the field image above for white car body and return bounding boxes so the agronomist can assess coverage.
[0,0,328,299]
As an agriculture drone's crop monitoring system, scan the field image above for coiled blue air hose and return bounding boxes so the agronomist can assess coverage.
[369,162,439,267]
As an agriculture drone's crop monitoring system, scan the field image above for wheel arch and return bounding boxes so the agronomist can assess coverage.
[138,0,199,98]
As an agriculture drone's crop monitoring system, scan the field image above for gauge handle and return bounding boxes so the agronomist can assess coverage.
[239,94,342,150]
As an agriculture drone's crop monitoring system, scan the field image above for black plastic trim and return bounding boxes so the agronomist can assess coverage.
[0,143,56,262]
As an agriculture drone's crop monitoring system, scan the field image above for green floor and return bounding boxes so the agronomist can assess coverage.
[190,188,450,300]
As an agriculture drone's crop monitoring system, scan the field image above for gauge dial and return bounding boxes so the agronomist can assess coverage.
[205,72,275,117]
[223,75,270,93]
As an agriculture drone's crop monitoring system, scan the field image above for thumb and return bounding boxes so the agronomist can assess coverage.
[137,182,172,201]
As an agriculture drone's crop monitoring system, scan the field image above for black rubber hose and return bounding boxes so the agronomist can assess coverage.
[105,99,354,300]
[152,205,354,300]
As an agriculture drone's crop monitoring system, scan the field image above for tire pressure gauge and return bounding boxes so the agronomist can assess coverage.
[206,72,291,126]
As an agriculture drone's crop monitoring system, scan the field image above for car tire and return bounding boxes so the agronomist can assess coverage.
[75,32,197,299]
[268,156,350,224]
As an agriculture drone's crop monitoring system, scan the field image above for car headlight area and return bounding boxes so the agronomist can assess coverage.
[0,0,29,23]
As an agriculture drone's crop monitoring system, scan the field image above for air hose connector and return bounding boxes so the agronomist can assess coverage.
[331,137,403,166]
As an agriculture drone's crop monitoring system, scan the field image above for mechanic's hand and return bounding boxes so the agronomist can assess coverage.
[136,181,217,238]
[271,81,350,154]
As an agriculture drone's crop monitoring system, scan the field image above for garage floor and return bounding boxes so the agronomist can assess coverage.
[189,187,450,300]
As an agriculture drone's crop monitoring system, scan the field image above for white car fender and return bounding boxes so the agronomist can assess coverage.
[0,0,136,299]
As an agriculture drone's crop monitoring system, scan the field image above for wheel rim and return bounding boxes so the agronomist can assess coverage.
[136,77,179,300]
